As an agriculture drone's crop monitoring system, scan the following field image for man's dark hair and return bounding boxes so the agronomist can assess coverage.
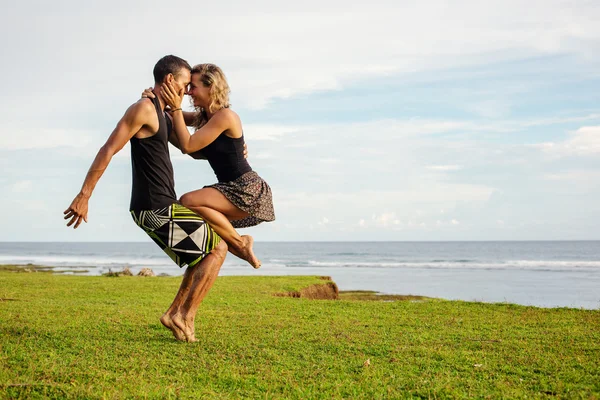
[153,55,192,83]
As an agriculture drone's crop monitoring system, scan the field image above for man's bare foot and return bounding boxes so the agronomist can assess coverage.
[160,313,186,341]
[171,312,198,342]
[186,332,198,343]
[241,235,261,269]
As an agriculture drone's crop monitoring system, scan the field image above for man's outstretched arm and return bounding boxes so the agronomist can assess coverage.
[64,101,154,228]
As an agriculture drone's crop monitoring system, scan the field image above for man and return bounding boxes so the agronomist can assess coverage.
[64,55,226,343]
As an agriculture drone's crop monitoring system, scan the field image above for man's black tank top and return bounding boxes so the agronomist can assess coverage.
[129,96,177,211]
[197,133,252,182]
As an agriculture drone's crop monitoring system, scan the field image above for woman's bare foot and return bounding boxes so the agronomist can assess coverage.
[225,235,261,269]
[171,312,198,342]
[160,313,186,341]
[240,235,261,269]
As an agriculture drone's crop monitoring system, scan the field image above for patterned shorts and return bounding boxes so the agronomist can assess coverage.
[131,203,221,268]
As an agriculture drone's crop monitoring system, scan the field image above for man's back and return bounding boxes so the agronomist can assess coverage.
[129,96,177,211]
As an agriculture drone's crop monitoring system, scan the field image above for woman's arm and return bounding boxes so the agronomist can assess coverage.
[165,112,206,159]
[182,111,195,126]
[170,109,230,154]
[162,82,232,154]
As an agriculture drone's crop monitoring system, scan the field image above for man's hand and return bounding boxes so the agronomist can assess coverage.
[64,193,90,229]
[243,142,248,159]
[141,87,156,99]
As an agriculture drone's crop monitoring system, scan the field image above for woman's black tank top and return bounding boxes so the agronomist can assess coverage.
[199,133,252,182]
[129,96,177,211]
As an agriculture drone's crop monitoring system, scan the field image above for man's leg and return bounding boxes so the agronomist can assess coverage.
[160,266,195,341]
[165,240,228,342]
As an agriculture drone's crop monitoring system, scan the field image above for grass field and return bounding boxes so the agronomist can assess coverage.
[0,270,599,399]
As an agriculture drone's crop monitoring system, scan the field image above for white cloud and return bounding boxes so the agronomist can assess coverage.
[249,114,600,149]
[522,114,600,128]
[466,99,513,119]
[371,212,401,227]
[0,128,95,150]
[243,124,304,141]
[254,153,273,160]
[3,0,600,111]
[435,219,461,227]
[536,126,600,157]
[275,184,495,230]
[543,169,600,182]
[11,180,32,193]
[318,217,330,226]
[1,1,600,241]
[277,186,494,210]
[426,165,463,172]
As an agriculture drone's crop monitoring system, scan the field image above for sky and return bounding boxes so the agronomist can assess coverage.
[1,0,600,242]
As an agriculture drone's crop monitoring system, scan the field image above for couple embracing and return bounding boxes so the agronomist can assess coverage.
[64,55,275,342]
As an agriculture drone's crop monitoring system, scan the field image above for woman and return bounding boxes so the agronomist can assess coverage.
[158,64,275,268]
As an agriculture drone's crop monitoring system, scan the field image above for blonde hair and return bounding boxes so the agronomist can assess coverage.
[191,63,231,129]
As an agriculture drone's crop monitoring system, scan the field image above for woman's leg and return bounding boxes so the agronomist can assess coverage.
[180,188,260,268]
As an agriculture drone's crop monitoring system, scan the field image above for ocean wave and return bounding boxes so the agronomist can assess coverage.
[3,253,600,273]
[327,252,373,256]
[303,259,600,271]
[0,255,171,268]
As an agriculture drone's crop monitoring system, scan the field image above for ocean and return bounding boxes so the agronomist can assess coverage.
[1,241,599,309]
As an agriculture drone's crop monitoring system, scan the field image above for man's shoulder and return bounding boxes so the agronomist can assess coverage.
[128,98,156,116]
[117,99,158,129]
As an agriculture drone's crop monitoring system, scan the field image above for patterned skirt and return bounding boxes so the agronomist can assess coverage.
[205,171,275,228]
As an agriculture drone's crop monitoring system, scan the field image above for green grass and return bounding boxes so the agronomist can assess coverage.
[0,271,598,399]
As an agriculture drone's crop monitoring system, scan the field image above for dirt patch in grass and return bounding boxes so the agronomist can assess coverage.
[0,264,55,273]
[340,290,430,301]
[0,264,90,274]
[275,278,339,300]
[274,280,431,302]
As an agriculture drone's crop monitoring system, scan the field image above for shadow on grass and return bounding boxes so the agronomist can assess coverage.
[339,290,431,302]
[0,326,36,337]
[2,383,68,399]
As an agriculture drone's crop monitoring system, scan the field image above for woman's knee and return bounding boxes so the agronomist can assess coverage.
[180,192,199,207]
[179,193,190,207]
